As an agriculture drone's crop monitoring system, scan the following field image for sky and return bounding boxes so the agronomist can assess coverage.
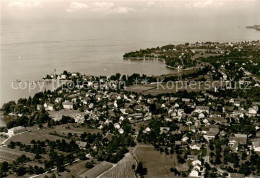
[1,0,260,22]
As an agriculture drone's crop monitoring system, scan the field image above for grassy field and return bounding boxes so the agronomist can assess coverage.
[100,153,135,178]
[126,80,224,95]
[4,128,64,145]
[125,85,156,93]
[53,124,102,136]
[134,144,187,177]
[49,109,84,121]
[0,146,35,162]
[4,123,101,145]
[79,161,113,178]
[37,160,90,178]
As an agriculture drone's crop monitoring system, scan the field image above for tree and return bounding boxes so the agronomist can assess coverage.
[50,173,56,178]
[136,162,147,176]
[85,162,94,168]
[0,161,9,172]
[78,152,87,160]
[16,166,27,176]
[132,164,135,170]
[2,101,16,115]
[239,163,251,176]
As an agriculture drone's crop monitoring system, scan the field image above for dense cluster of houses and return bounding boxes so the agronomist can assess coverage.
[3,40,260,176]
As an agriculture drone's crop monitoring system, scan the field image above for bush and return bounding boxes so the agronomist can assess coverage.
[85,162,93,169]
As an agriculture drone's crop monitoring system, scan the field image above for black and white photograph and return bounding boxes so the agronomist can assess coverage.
[0,0,260,177]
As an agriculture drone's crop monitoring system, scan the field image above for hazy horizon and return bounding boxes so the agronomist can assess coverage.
[1,0,260,22]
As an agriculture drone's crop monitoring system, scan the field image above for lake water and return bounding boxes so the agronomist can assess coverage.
[1,18,260,108]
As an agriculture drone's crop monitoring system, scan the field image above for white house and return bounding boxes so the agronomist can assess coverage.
[143,127,151,133]
[249,107,258,117]
[114,123,120,129]
[74,114,85,124]
[194,106,209,114]
[59,74,66,80]
[252,141,260,152]
[160,127,170,134]
[190,143,201,150]
[47,104,54,111]
[189,170,200,177]
[119,128,124,134]
[189,160,201,177]
[55,98,62,103]
[63,101,73,110]
[36,104,42,111]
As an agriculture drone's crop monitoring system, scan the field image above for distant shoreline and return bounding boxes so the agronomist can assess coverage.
[246,25,260,31]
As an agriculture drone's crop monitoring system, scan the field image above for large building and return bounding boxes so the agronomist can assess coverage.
[8,126,26,135]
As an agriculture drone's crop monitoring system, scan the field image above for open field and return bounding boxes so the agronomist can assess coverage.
[134,144,187,177]
[125,85,156,93]
[4,123,101,146]
[126,80,226,95]
[0,135,8,144]
[0,146,35,162]
[79,161,113,178]
[4,129,64,145]
[100,153,135,178]
[37,160,90,178]
[49,109,84,121]
[192,53,222,60]
[53,124,102,136]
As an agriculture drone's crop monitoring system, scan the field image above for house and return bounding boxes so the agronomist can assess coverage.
[143,127,151,133]
[229,134,247,150]
[190,143,201,150]
[207,117,227,125]
[198,113,205,119]
[43,103,54,111]
[74,114,85,123]
[228,173,244,178]
[46,104,54,111]
[234,101,240,107]
[252,102,260,106]
[63,101,73,110]
[231,110,248,118]
[118,128,124,134]
[69,93,80,99]
[8,126,26,135]
[60,74,66,80]
[249,107,258,117]
[234,134,247,145]
[175,141,181,146]
[55,98,62,103]
[194,106,209,114]
[189,160,202,178]
[105,133,113,142]
[187,155,198,160]
[76,141,87,148]
[114,123,120,129]
[182,98,190,103]
[130,113,143,119]
[204,128,219,141]
[37,104,42,111]
[160,127,170,134]
[252,141,260,152]
[144,112,152,120]
[189,169,200,177]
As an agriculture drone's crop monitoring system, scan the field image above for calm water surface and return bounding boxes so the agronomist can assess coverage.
[1,18,260,108]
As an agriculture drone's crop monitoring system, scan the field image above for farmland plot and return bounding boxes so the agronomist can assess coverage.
[100,153,135,178]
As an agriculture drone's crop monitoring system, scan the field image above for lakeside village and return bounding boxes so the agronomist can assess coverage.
[0,41,260,177]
